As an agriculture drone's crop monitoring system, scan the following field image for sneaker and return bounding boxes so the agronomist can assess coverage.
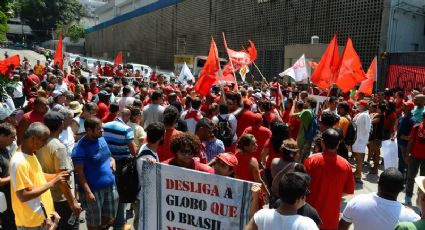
[405,196,412,205]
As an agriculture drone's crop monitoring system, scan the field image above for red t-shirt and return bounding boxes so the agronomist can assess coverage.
[236,110,257,137]
[163,158,214,173]
[384,112,397,131]
[305,152,355,229]
[91,87,100,95]
[96,102,109,121]
[281,110,290,123]
[157,128,182,162]
[409,124,425,159]
[24,110,45,123]
[263,112,282,124]
[234,151,256,182]
[263,139,280,169]
[102,113,117,123]
[242,125,272,162]
[288,116,301,140]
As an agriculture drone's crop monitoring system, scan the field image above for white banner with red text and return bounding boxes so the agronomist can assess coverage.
[138,162,254,230]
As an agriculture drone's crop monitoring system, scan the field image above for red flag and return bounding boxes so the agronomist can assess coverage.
[358,56,377,96]
[53,32,63,69]
[335,38,367,93]
[0,55,20,75]
[114,51,122,67]
[213,62,237,84]
[247,40,257,62]
[311,34,339,89]
[194,38,220,96]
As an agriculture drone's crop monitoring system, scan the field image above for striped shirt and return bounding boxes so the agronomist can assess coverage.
[103,118,134,159]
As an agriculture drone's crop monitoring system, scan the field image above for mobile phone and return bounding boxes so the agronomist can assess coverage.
[40,202,48,219]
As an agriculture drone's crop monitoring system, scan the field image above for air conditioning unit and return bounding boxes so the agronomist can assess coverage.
[311,36,319,44]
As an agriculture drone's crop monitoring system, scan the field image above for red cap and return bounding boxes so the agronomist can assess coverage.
[243,99,253,107]
[253,113,263,123]
[216,153,238,167]
[164,85,174,92]
[403,101,415,110]
[357,100,368,107]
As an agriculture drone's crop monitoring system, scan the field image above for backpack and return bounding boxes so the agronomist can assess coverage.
[262,113,279,129]
[344,119,357,145]
[304,111,318,142]
[215,115,234,147]
[116,149,156,203]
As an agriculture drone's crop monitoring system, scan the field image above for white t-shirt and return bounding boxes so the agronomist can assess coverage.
[55,82,68,92]
[180,109,203,134]
[342,193,420,230]
[117,96,135,111]
[59,126,75,156]
[254,209,318,230]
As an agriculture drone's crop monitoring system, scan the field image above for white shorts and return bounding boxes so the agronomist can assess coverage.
[352,142,367,153]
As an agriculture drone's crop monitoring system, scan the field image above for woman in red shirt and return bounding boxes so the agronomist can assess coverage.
[261,122,290,188]
[163,133,213,173]
[210,152,238,177]
[281,98,293,124]
[288,100,303,140]
[234,134,263,184]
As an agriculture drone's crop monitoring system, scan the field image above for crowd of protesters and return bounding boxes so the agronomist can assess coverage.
[1,53,425,230]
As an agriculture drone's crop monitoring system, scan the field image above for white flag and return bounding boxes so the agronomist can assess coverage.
[239,65,249,82]
[279,54,308,82]
[178,62,194,84]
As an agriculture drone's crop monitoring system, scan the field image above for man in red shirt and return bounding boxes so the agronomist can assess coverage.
[236,99,257,137]
[17,96,49,145]
[305,128,355,229]
[24,70,41,97]
[157,106,182,162]
[96,90,110,121]
[242,113,272,162]
[405,112,425,204]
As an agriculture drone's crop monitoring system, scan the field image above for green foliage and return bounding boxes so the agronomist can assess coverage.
[54,23,85,42]
[67,24,85,42]
[0,12,8,41]
[19,0,84,41]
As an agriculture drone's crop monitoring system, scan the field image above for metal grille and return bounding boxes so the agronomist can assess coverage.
[86,0,385,78]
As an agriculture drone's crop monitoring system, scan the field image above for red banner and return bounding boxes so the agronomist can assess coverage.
[386,65,425,92]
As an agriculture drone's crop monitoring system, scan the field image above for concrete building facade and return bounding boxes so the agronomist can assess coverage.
[85,0,425,78]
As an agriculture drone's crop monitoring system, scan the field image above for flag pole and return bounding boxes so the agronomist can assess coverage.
[241,45,269,86]
[212,37,224,83]
[252,61,270,87]
[222,32,238,84]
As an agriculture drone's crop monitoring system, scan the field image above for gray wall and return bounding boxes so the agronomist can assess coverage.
[86,0,385,78]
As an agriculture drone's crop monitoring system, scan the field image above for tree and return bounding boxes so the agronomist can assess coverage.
[0,12,8,41]
[19,0,84,41]
[67,24,85,42]
[0,0,16,41]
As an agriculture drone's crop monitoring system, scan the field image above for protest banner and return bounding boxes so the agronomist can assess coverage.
[138,162,255,230]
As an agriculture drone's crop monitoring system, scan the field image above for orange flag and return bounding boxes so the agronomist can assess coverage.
[335,38,367,93]
[114,51,122,67]
[358,56,377,96]
[53,32,63,69]
[0,55,20,75]
[311,34,339,90]
[194,38,220,96]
